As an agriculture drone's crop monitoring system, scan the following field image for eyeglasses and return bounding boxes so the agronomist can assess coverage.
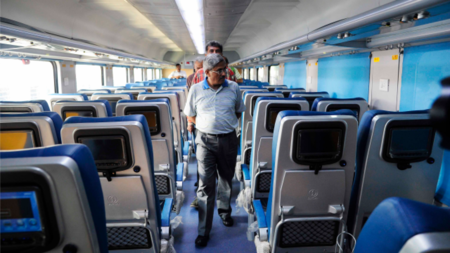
[211,69,227,75]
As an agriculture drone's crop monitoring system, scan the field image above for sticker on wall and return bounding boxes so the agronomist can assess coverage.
[315,62,318,66]
[308,63,311,67]
[62,64,66,67]
[374,57,380,63]
[392,55,399,60]
[379,79,389,92]
[70,65,74,68]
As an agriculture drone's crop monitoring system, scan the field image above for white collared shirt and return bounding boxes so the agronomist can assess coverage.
[168,70,187,78]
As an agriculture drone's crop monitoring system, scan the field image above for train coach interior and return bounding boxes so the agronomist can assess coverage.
[1,0,450,252]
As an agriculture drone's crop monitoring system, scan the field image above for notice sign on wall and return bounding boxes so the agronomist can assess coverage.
[184,61,193,66]
[379,79,389,92]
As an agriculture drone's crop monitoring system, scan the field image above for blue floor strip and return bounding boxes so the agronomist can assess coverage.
[172,155,256,252]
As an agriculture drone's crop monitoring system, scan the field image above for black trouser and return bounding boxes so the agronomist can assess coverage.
[195,130,238,236]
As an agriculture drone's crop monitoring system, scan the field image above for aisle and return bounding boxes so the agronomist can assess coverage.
[172,156,256,253]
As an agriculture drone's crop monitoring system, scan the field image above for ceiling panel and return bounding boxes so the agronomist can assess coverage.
[128,0,197,52]
[204,0,252,48]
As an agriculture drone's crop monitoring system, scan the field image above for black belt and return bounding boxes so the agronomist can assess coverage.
[200,130,235,137]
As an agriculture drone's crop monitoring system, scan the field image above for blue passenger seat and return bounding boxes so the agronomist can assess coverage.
[252,110,358,252]
[355,197,450,253]
[61,115,173,252]
[0,145,108,252]
[348,110,445,239]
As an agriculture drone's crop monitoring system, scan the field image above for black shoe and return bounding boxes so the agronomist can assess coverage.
[190,197,199,209]
[221,216,234,227]
[195,235,209,247]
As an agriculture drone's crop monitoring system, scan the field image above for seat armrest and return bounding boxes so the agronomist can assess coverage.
[242,164,251,188]
[253,199,268,241]
[176,163,183,190]
[162,198,173,226]
[161,198,173,240]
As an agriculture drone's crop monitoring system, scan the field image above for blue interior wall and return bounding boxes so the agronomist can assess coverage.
[317,53,371,99]
[400,42,450,111]
[283,60,306,88]
[400,41,450,205]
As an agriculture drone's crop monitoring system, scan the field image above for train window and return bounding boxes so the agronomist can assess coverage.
[147,69,154,80]
[76,64,102,90]
[134,68,143,82]
[156,69,162,79]
[250,68,256,81]
[112,67,128,86]
[257,68,264,81]
[244,69,249,79]
[269,65,279,85]
[0,59,55,101]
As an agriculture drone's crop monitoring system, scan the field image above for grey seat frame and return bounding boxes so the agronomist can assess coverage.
[61,120,162,253]
[239,92,284,166]
[1,155,103,252]
[349,113,444,238]
[266,114,358,252]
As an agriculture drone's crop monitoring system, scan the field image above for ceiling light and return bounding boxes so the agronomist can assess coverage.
[175,0,205,54]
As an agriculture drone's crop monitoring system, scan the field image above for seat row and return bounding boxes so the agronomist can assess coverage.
[234,95,446,252]
[0,96,195,251]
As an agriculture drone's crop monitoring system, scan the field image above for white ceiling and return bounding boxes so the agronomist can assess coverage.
[1,0,402,62]
[204,0,251,48]
[0,0,182,61]
[127,0,197,53]
[226,0,396,58]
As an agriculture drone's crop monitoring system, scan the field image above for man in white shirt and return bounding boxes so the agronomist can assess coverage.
[169,64,187,79]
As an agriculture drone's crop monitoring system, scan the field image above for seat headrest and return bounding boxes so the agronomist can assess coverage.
[243,91,281,98]
[93,93,134,99]
[0,100,50,112]
[0,144,108,253]
[49,93,88,100]
[355,197,450,253]
[255,97,307,104]
[118,98,170,105]
[311,97,366,111]
[78,89,112,94]
[0,112,63,143]
[289,91,329,96]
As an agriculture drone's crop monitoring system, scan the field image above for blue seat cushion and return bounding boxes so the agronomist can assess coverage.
[311,97,366,111]
[0,145,108,253]
[348,110,429,233]
[355,197,450,253]
[267,109,358,237]
[56,100,113,117]
[63,115,161,228]
[49,93,89,101]
[0,112,63,144]
[183,141,190,156]
[0,100,50,111]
